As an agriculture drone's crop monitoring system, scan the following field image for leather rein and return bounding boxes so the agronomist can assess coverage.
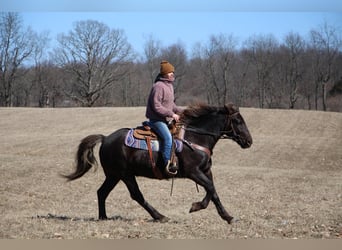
[180,111,240,158]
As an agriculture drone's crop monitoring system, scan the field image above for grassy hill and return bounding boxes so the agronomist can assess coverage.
[0,107,341,239]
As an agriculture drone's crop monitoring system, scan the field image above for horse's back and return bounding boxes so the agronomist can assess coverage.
[100,128,129,152]
[99,128,130,171]
[103,128,130,145]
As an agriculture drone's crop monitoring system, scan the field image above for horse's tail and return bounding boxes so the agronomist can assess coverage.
[62,134,105,181]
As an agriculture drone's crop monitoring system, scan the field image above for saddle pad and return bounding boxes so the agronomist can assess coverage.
[124,129,183,152]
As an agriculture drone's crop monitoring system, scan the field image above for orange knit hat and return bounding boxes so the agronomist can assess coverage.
[160,60,175,75]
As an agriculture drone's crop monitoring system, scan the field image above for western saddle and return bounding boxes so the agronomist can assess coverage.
[133,121,184,179]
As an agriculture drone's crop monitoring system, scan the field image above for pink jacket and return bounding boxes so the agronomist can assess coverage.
[145,79,182,122]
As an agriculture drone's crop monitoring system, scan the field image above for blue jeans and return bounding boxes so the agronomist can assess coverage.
[147,120,172,165]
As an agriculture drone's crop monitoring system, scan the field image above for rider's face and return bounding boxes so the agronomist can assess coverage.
[166,72,175,81]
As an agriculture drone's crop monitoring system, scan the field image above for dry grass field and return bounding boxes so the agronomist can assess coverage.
[0,106,341,239]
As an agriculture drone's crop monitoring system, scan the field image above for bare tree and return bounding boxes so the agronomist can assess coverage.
[281,32,306,109]
[216,34,238,105]
[196,34,238,105]
[233,48,252,106]
[54,20,134,107]
[244,34,279,108]
[184,45,209,104]
[0,12,37,106]
[309,21,342,111]
[30,31,51,107]
[143,34,161,85]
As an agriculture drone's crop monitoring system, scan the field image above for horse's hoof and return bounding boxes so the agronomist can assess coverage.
[156,216,170,223]
[189,202,202,213]
[228,217,240,224]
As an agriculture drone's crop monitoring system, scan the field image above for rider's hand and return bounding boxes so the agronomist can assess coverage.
[172,113,180,122]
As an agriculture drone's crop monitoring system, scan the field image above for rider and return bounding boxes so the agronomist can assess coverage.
[145,60,183,175]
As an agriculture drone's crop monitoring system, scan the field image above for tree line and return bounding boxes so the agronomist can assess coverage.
[1,12,342,111]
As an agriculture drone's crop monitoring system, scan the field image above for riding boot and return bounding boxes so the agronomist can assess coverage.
[165,160,178,176]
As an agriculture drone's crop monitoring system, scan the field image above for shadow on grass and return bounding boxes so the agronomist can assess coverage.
[33,213,133,222]
[32,213,183,225]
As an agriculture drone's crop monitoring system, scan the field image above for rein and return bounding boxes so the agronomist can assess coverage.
[182,111,240,139]
[179,111,240,157]
[183,126,219,138]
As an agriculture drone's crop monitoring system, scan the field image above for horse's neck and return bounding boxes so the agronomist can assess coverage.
[181,125,220,151]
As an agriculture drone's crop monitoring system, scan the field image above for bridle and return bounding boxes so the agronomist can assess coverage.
[178,110,241,158]
[183,110,240,140]
[220,111,240,140]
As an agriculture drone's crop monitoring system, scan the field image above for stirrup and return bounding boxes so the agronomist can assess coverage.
[165,160,178,176]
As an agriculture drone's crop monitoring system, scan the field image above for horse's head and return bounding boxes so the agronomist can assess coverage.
[221,104,253,149]
[180,103,252,149]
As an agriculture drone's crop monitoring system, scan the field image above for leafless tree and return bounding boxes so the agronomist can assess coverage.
[30,31,51,107]
[143,34,162,85]
[0,12,37,106]
[244,34,279,108]
[309,21,342,111]
[177,45,205,105]
[5,15,341,110]
[196,34,238,105]
[281,32,306,109]
[53,20,134,107]
[233,48,252,107]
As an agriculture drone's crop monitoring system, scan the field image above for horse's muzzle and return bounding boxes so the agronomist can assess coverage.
[240,137,253,149]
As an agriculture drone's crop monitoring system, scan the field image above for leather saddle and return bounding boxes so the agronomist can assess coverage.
[132,121,184,179]
[133,121,181,140]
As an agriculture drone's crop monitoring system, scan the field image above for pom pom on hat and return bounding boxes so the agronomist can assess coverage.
[160,60,175,75]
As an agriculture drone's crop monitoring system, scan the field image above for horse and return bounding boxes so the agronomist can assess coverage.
[63,103,252,224]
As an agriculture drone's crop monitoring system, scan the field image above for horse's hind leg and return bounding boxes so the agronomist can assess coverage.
[97,176,120,220]
[122,175,169,222]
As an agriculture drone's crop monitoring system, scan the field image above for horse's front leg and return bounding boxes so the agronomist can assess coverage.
[189,170,234,224]
[190,191,211,213]
[122,175,169,222]
[189,168,213,213]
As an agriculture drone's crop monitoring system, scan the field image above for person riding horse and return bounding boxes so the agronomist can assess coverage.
[145,60,183,175]
[64,102,253,223]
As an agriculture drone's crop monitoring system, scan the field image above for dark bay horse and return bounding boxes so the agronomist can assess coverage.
[63,103,252,224]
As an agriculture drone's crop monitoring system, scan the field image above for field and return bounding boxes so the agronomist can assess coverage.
[0,106,341,239]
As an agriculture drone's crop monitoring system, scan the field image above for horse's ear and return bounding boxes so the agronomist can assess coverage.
[224,103,239,114]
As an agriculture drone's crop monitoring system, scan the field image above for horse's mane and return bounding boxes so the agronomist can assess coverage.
[180,103,221,125]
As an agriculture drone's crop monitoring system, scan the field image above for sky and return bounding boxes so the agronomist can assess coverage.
[1,0,342,57]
